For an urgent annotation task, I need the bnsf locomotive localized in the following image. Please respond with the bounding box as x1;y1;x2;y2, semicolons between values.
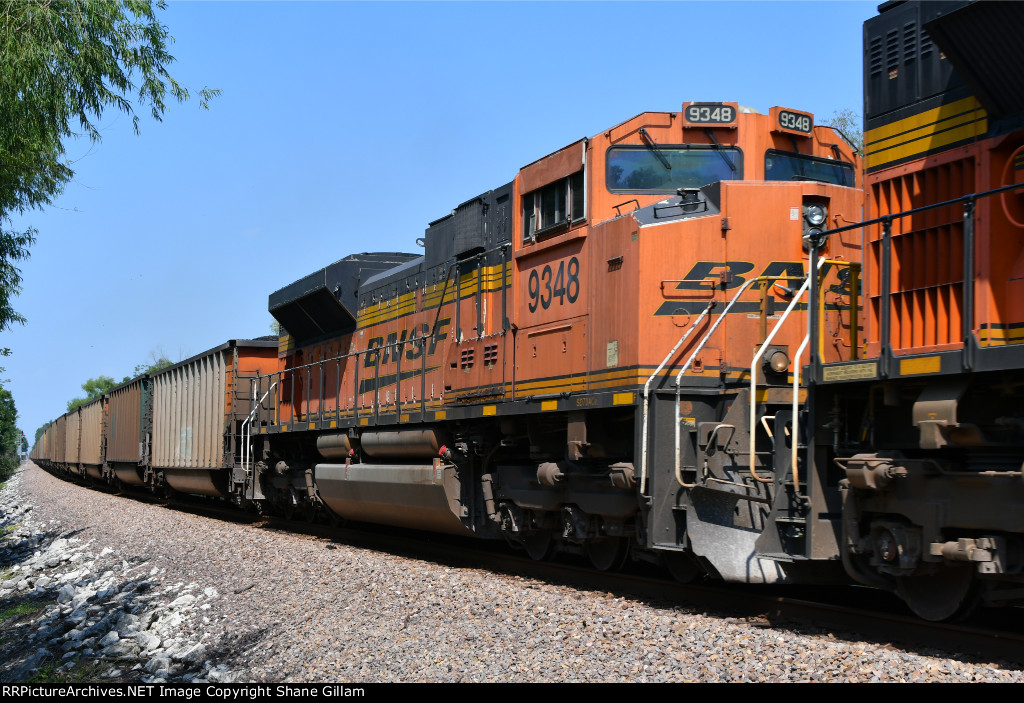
32;0;1024;620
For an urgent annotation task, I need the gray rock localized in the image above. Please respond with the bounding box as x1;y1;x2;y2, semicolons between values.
174;643;206;664
207;667;236;684
56;585;75;604
70;590;95;610
116;612;139;630
146;656;171;674
136;632;161;651
101;639;140;659
98;630;119;647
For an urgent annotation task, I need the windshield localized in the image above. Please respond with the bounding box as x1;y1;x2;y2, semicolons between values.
606;146;742;192
765;150;855;187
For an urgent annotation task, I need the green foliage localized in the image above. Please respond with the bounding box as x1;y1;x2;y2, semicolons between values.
66;375;117;411
0;1;219;332
26;657;107;683
129;354;172;379
67;352;175;410
0;388;18;481
825;108;863;153
0;601;44;621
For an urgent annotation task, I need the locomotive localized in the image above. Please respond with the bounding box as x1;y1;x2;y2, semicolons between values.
31;0;1024;620
806;0;1024;620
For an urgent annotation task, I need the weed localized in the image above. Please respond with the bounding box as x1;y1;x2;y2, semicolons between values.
27;658;109;683
0;601;44;621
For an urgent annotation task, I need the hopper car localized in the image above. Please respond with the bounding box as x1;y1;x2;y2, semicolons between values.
31;0;1024;620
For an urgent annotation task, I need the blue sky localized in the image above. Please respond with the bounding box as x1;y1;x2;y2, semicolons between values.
9;0;877;441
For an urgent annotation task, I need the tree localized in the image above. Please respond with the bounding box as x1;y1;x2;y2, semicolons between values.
0;1;218;331
825;108;864;153
123;350;173;382
0;388;19;480
67;375;117;411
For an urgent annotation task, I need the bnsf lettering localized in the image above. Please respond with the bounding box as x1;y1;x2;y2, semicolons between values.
365;318;450;368
676;261;844;292
656;260;852;316
675;261;756;291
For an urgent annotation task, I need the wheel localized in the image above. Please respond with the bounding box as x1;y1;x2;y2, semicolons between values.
896;564;980;621
585;537;629;572
664;551;702;583
521;531;554;561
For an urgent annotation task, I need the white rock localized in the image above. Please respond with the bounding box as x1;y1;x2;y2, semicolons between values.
167;594;196;610
98;630;119;647
136;632;161;651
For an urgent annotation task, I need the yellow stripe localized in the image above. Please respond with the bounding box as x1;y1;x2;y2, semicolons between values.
482;405;497;416
358;262;511;328
434;410;447;420
864;97;986;170
899;355;941;376
541;400;558;411
613;392;635;405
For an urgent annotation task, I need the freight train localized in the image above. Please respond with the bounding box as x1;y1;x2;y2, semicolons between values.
31;0;1024;620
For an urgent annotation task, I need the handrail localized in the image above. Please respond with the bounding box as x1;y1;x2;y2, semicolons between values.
640;300;716;493
790;330;810;498
748;257;824;484
671;277;760;487
242;381;277;473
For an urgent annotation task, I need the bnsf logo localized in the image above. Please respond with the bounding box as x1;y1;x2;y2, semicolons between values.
364;318;450;368
673;261;849;292
654;261;851;316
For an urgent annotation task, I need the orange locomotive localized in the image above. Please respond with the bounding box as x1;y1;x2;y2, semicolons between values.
254;101;862;579
809;0;1024;619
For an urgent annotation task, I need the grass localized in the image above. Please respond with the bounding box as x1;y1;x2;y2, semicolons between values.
0;601;44;621
26;659;110;683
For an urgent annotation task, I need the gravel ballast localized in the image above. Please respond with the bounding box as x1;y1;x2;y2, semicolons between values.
1;462;1022;683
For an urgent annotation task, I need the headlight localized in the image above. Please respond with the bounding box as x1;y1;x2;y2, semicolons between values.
804;203;827;227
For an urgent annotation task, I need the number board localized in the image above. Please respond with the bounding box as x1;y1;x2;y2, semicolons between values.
682;102;738;128
771;106;814;136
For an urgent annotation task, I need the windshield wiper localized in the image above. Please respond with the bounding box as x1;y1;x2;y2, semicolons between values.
704;129;737;174
639;128;671;170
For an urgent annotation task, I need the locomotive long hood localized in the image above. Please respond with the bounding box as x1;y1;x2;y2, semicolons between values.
922;0;1024;120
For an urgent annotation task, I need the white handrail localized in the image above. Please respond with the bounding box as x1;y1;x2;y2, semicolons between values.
747;257;824;483
672;278;762;485
639;301;715;493
242;381;277;473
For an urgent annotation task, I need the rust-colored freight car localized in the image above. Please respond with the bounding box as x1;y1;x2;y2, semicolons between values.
77;398;105;480
105;376;151;487
150;339;278;498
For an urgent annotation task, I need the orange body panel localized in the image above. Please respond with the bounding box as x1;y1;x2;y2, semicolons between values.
864;130;1024;355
